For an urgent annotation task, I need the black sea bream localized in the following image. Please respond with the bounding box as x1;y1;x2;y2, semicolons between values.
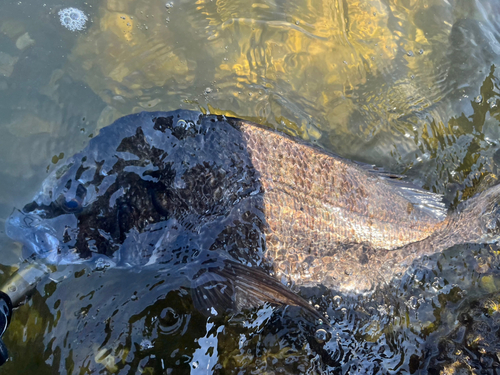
6;110;500;316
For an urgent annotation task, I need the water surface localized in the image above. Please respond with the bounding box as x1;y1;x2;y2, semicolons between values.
0;0;500;373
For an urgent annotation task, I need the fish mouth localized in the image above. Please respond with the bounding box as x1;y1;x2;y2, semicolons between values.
5;210;62;264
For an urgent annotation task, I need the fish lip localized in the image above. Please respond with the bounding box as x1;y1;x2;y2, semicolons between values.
5;210;60;263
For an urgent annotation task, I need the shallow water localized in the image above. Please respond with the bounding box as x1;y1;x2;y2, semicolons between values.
0;0;500;373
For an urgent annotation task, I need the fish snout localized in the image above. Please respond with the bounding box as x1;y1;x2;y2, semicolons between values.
5;211;60;261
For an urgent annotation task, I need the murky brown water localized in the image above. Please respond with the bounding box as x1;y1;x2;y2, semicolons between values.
0;0;500;373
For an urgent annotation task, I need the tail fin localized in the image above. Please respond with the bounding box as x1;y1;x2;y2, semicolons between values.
461;183;500;243
191;261;325;322
426;184;500;254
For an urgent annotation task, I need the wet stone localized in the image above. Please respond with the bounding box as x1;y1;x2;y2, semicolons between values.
0;51;18;77
15;32;34;50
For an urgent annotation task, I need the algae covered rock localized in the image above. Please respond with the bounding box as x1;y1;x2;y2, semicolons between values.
428;291;500;373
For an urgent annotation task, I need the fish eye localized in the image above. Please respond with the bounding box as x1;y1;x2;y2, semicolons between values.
59;197;83;213
59;183;87;213
64;199;80;210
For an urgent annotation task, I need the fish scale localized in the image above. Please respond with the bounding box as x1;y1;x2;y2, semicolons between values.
240;122;446;244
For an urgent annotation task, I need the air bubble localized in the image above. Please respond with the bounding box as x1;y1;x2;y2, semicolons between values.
315;328;329;344
94;258;113;271
58;8;87;31
332;295;342;307
140;339;153;350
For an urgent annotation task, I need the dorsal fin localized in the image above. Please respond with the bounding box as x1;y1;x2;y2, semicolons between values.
355;161;448;221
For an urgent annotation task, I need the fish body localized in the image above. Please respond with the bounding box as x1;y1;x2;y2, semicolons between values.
5;110;500;313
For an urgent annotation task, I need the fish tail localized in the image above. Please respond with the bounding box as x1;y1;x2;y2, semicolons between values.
431;184;500;251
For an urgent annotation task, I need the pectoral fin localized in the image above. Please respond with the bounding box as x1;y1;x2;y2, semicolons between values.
191;261;324;322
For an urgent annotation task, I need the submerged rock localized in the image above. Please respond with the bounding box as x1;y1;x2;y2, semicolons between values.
429;291;500;374
0;52;18;78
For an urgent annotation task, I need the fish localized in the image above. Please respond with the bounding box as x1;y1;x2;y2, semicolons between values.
5;110;500;317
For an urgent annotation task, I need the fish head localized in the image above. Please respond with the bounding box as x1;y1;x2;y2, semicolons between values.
5;151;158;266
5;111;265;269
6;156;96;265
5;112;188;266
